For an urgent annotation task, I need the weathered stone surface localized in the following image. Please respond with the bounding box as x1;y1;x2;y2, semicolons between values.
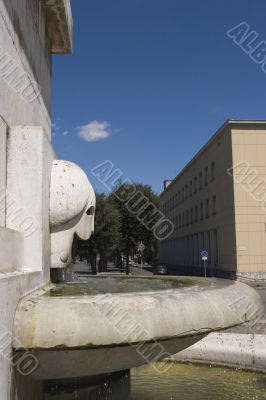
13;276;262;379
50;160;96;269
0;0;73;397
7;126;54;277
172;332;266;372
43;0;73;53
0;228;23;272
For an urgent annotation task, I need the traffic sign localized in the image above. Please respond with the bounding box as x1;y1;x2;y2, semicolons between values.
138;243;145;252
201;250;208;258
201;250;208;278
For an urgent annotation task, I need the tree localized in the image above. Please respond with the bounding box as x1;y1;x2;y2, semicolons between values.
77;183;160;274
110;182;159;273
77;193;121;272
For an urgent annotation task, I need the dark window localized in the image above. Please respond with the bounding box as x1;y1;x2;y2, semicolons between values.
205;167;209;186
211;161;215;181
185;184;188;200
212;195;216;215
199;172;203;190
200;202;203;220
186;210;189;226
190;208;194;224
182;188;184;203
195;205;198;222
194;176;197;193
175;193;177;207
178;190;181;205
182;212;185;227
206;199;210;218
189;181;193;197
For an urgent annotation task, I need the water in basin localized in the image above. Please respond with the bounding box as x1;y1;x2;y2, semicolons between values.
131;363;266;400
42;363;266;399
45;275;197;297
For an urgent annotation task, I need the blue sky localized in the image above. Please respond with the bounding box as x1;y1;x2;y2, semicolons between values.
52;0;266;195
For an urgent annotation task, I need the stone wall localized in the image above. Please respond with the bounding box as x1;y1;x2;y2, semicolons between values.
0;1;72;398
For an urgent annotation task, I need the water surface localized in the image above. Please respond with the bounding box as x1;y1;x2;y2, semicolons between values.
45;276;193;297
131;363;266;400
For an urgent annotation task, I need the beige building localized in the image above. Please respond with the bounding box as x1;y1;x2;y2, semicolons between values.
159;120;266;281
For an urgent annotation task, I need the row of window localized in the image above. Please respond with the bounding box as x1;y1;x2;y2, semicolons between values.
162;161;216;213
169;196;217;232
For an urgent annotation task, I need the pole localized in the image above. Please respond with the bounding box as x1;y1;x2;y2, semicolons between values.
204;259;206;277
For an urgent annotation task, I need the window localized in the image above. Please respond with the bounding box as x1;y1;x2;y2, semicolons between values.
189;181;193;197
194;176;197;193
182;212;185;227
190;208;194;224
199;172;203;190
182;188;184;203
178;190;181;205
195;205;198;222
185;184;188;200
206;199;209;218
179;214;181;229
212;195;216;215
211;161;215;181
175;193;177;207
186;210;189;226
205;167;209;186
200;202;203;220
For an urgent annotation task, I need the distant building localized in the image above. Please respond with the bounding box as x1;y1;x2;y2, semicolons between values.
159;120;266;281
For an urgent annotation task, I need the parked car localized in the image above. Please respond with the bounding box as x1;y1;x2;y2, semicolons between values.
153;265;168;275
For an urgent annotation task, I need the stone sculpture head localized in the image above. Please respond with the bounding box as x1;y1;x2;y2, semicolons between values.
50;160;96;269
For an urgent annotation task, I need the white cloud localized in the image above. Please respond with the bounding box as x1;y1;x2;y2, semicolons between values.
77;120;110;142
62;130;69;136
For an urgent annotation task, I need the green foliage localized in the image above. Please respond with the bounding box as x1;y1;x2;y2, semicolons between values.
110;182;159;263
77;182;160;266
78;193;121;264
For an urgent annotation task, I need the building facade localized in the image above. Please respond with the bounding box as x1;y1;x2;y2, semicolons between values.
159;120;266;281
0;1;72;399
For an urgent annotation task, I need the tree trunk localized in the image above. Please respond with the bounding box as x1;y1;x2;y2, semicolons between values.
125;252;129;275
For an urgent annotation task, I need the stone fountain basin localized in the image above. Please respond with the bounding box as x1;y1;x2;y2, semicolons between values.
13;276;262;380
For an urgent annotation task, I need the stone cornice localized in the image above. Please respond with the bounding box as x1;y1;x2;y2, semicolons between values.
42;0;73;54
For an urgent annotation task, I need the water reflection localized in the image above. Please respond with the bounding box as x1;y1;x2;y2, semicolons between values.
16;370;130;400
45;276;190;297
16;363;266;399
131;363;266;400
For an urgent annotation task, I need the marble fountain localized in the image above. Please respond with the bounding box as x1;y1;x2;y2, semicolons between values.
0;1;262;399
12;160;262;387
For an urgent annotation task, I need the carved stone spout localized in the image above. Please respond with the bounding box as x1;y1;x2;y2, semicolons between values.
50;160;96;269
